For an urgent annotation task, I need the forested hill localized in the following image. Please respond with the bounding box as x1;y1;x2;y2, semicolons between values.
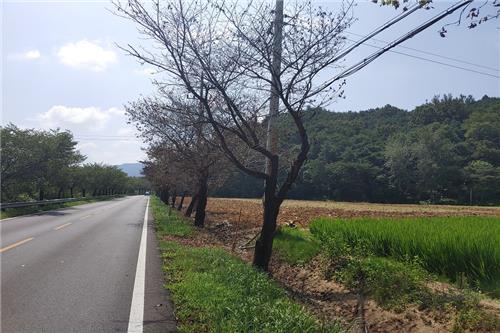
214;95;500;205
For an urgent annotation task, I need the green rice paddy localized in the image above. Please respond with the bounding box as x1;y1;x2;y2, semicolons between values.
310;216;500;296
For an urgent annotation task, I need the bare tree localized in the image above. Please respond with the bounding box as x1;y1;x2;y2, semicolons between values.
127;95;226;227
142;158;171;204
115;0;484;270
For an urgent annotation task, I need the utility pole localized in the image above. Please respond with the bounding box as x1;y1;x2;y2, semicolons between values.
265;0;284;176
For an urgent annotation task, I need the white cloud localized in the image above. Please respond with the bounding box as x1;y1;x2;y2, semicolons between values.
56;40;117;71
38;105;123;130
32;105;145;164
23;50;41;59
9;49;41;60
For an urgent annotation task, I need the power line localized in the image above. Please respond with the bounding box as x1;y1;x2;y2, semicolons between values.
345;37;500;78
324;0;478;87
345;31;499;73
331;2;424;64
76;135;136;138
75;137;142;142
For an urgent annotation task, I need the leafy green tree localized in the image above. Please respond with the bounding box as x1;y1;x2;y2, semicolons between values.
413;124;464;202
465;160;500;205
384;134;418;202
464;100;500;165
1;124;84;201
35;129;85;199
216;96;500;205
410;94;474;126
1;125;130;202
127;177;151;195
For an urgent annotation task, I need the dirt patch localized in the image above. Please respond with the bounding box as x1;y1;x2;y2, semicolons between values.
198;197;500;231
270;256;456;333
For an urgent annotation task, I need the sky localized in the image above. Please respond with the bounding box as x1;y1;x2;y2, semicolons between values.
2;0;499;165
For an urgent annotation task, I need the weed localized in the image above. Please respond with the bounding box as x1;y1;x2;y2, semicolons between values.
273;226;321;265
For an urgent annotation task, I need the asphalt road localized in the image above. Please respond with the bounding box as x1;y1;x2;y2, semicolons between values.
0;196;177;333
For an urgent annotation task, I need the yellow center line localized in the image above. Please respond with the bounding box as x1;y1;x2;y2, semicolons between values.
0;237;34;253
54;222;72;230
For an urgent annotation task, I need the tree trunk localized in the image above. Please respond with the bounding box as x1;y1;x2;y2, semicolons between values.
177;192;186;211
253;197;280;270
253;173;281;271
70;187;74;198
82;188;86;197
185;193;198;217
39;189;45;201
160;188;170;205
58;187;63;199
194;173;209;228
171;189;177;208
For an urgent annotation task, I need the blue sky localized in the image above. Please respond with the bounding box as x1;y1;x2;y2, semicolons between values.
2;0;499;164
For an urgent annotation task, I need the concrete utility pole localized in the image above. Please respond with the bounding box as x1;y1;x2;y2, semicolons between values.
265;0;284;176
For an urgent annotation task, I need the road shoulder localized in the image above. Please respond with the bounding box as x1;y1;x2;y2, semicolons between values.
144;204;178;333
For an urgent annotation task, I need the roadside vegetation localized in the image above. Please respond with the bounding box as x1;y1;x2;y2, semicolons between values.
151;196;193;237
151;196;343;333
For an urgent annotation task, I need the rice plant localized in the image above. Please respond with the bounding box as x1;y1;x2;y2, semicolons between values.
310;216;500;296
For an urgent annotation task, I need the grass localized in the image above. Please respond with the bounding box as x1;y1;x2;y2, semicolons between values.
273;226;321;265
151;196;194;237
0;195;124;219
151;196;342;333
310;216;500;297
160;242;342;333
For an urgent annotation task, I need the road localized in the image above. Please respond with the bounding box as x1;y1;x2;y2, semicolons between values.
0;196;177;333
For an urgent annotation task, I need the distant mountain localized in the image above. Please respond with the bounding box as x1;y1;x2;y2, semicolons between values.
117;163;144;177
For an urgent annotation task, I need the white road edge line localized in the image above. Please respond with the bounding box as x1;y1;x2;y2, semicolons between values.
127;197;149;333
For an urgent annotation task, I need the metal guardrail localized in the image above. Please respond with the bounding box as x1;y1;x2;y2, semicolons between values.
0;198;81;210
0;195;126;210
